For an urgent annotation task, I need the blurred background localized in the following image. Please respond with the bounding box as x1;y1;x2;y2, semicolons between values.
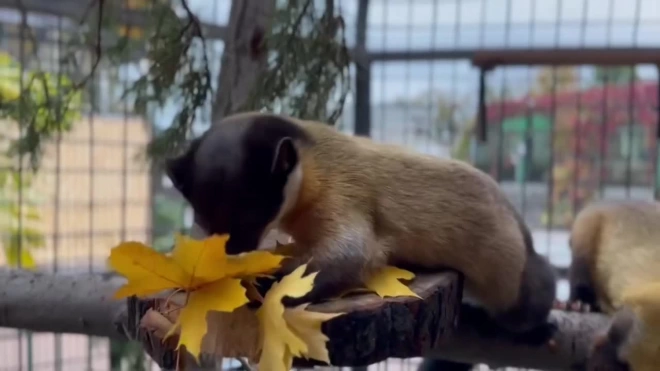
0;0;659;370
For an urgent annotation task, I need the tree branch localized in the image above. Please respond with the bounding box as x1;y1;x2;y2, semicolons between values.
0;268;126;340
0;0;228;39
70;0;105;90
0;269;614;370
430;309;609;370
212;0;277;121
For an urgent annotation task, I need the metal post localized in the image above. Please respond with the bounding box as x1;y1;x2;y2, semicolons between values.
353;0;370;137
477;67;489;142
654;65;660;200
353;0;371;368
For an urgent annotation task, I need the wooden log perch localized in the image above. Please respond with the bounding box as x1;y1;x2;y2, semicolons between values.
135;271;462;369
308;271;462;366
0;268;617;370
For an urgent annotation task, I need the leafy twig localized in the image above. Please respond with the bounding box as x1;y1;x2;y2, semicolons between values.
127;0;213;161
72;0;106;90
241;0;350;124
3;0;350;168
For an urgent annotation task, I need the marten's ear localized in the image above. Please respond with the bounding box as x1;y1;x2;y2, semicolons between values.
270;137;298;176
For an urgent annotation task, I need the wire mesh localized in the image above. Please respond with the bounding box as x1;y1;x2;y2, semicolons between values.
0;3;153;371
0;0;658;370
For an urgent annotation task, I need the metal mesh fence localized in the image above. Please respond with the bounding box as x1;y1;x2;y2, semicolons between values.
0;5;155;370
0;0;659;370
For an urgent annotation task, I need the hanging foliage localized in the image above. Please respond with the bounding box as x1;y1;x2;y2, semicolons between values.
1;0;350;169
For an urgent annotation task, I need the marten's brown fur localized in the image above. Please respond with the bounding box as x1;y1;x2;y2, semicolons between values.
568;200;660;313
165;112;557;336
568;200;660;371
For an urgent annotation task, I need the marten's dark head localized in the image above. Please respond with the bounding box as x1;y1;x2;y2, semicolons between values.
165;113;310;254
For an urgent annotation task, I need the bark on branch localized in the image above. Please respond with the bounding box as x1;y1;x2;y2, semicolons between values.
0;269;614;370
432;309;609;370
0;268;127;340
211;0;276;122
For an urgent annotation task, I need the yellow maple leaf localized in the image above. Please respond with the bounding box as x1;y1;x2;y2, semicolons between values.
171;234;230;282
284;304;342;363
108;241;190;296
258;315;291;371
258;265;314;370
257;264;343;370
169;278;249;361
363;266;420;299
225;250;289;278
108;235;285;298
172;234;284;281
107;234;286;362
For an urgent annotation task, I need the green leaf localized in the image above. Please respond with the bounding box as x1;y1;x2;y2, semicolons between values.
0;51;19;68
0;0;349;173
1;204;42;221
3;227;46;249
0;51;82;171
0;171;7;188
3;244;36;269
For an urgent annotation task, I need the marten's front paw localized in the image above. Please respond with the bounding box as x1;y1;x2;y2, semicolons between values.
552;299;566;310
280;287;328;307
246;300;262;310
280;295;310;308
554;300;593;313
